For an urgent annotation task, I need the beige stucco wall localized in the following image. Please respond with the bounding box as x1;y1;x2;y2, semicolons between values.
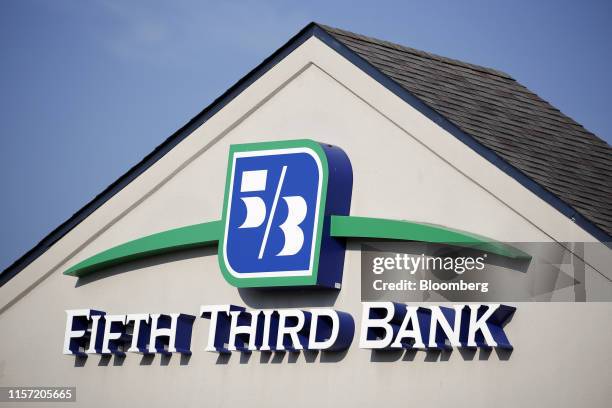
0;37;610;407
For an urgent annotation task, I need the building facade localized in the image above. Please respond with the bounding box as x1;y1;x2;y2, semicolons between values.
0;23;611;407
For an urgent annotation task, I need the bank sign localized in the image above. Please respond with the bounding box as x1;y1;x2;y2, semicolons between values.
63;140;521;358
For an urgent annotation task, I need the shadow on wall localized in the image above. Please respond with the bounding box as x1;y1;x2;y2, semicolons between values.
215;349;350;365
72;350;349;367
73;247;217;287
237;287;340;309
73;353;192;368
370;347;512;363
73;346;512;368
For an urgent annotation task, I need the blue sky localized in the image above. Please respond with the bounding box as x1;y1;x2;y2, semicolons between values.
1;0;610;272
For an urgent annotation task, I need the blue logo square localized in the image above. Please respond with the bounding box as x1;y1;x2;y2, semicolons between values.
222;146;323;280
219;140;352;288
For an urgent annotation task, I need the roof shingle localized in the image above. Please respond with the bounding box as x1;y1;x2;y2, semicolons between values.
321;25;612;238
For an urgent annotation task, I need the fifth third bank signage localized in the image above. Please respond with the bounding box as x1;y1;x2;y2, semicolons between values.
62;140;518;357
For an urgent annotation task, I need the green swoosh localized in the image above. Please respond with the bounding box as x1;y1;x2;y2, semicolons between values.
330;216;529;259
64;221;223;277
64;216;529;277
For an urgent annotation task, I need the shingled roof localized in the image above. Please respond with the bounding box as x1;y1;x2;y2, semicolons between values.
321;25;612;238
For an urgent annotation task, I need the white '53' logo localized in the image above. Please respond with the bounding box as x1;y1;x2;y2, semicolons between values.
239;168;307;259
